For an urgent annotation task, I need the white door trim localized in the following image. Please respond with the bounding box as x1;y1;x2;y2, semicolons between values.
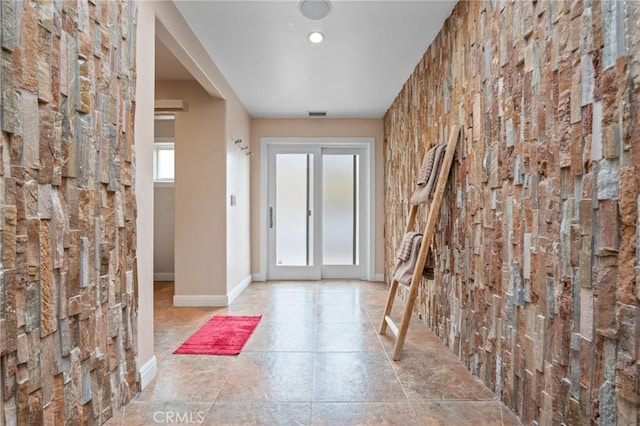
259;137;376;281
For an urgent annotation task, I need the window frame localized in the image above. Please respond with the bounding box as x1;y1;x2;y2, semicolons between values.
153;137;175;186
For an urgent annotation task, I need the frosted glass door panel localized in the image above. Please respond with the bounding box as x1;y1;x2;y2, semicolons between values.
322;155;358;265
275;154;311;266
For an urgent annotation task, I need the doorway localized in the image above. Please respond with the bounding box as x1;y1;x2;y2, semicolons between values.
263;138;374;280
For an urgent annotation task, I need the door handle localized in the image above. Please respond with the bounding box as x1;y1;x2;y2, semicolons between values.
269;207;274;229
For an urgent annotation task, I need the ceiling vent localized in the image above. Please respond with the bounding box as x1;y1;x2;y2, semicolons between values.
308;111;327;118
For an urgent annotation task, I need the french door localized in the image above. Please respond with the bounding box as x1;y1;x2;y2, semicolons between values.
267;144;368;280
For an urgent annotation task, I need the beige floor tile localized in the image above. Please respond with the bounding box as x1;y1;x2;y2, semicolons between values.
359;290;395;306
314;322;384;352
154;307;214;328
243;321;315;352
267;289;317;305
311;402;419;425
231;290;276;305
254;281;320;291
312;352;407;402
378;324;450;354
317;280;386;292
412;401;504;425
205;402;311;425
316;288;366;305
261;303;316;323
211;303;268;316
393;352;496;401
108;401;212;426
216;352;315;402
122;281;523;425
136;355;237;402
316;303;370;323
154;331;193;358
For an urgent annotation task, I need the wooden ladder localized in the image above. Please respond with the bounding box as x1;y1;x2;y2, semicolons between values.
379;125;461;361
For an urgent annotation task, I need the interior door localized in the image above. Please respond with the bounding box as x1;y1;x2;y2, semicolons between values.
267;145;367;280
267;146;321;280
320;148;366;278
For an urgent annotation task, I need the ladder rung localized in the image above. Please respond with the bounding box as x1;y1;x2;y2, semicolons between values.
384;316;399;337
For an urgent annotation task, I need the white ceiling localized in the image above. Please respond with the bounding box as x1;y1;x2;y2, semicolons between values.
168;0;457;118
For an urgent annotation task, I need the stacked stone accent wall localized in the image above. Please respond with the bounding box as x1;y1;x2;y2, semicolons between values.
0;0;138;424
384;1;639;424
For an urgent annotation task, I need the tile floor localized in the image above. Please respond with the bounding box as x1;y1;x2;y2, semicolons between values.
107;281;522;425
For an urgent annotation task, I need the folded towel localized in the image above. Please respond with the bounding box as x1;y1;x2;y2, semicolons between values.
393;234;423;286
424;143;447;197
396;231;421;261
417;145;438;186
410;143;446;205
393;235;436;286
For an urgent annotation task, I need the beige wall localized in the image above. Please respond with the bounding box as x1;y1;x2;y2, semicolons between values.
250;118;385;279
134;0;253;394
156;80;228;298
226;95;252;294
153;119;175;279
153;187;175;277
154;0;252;304
154;118;175;138
135;1;156;388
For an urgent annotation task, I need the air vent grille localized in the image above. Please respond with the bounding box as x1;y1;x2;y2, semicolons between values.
308;111;327;117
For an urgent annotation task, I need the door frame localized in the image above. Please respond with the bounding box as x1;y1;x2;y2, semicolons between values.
259;137;376;281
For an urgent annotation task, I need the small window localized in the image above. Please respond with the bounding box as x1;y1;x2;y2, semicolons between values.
154;141;175;182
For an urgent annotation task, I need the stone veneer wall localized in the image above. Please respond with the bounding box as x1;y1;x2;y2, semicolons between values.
0;1;138;424
384;1;639;424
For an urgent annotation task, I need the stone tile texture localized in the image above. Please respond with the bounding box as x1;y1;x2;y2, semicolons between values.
0;0;138;424
383;1;640;424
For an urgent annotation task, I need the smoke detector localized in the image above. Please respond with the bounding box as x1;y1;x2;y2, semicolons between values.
299;0;332;20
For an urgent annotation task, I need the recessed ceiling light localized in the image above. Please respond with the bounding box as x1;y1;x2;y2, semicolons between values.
308;31;324;43
299;0;332;20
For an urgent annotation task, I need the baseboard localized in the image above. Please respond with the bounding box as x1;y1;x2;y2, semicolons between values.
253;271;383;282
153;272;174;282
173;294;228;307
228;275;252;304
139;355;157;390
252;272;266;282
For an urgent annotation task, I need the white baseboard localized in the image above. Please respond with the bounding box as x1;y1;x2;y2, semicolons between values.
228;275;252;304
153;272;174;282
139;355;157;390
253;272;383;282
173;295;228;307
172;275;252;307
252;272;266;282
